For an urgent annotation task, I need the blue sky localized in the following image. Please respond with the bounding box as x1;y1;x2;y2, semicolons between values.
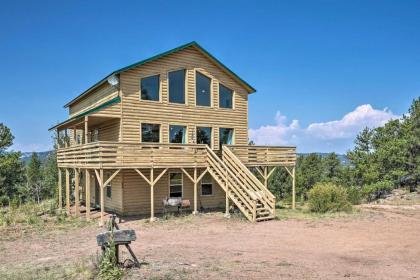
0;0;419;154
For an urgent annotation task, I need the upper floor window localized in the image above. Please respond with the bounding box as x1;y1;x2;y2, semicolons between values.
141;75;160;101
168;69;185;104
219;128;234;148
141;123;160;143
219;84;233;109
197;127;212;146
196;71;211;106
169;125;187;144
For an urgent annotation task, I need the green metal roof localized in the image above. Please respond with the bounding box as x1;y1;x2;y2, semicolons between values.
49;96;121;131
64;41;256;108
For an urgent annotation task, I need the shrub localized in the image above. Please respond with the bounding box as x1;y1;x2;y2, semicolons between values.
98;233;123;280
307;183;352;213
347;186;362;205
0;196;9;207
362;181;393;202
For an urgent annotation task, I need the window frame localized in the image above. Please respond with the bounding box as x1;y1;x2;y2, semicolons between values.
168;172;183;198
218;83;234;109
169;124;188;144
196;126;213;148
140;122;161;143
105;173;112;198
167;68;187;105
140;74;161;102
219;127;235;149
200;173;213;196
195;71;212;107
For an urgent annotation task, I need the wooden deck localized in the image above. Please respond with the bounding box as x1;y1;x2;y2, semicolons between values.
57;141;296;169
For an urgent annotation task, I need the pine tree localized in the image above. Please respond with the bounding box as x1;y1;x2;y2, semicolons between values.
26;153;43;203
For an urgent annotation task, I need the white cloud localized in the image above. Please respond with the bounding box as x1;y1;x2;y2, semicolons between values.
249;104;399;153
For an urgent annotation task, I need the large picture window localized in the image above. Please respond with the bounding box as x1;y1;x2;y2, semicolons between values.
196;127;212;146
168;69;185;104
219;128;234;148
169;173;183;198
196;71;211;106
141;123;160;143
201;173;213;196
140;75;160;101
169;125;187;144
219;84;233;109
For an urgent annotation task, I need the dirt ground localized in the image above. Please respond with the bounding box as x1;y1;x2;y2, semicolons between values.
1;203;420;280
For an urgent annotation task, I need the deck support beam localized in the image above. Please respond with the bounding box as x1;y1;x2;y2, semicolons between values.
85;169;91;221
65;169;70;215
58;168;62;209
284;166;296;210
181;168;208;215
135;168;167;222
74;168;80;216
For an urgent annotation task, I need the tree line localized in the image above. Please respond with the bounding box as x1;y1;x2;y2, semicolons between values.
0;124;57;206
269;97;419;204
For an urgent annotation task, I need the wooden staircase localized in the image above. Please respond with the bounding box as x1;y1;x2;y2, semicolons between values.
206;146;276;222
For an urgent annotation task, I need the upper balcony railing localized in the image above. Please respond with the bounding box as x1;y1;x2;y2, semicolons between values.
57;142;296;169
225;145;296;167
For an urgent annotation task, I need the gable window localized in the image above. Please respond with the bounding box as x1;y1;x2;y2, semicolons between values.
196;127;212;146
169;125;187;144
141;75;160;101
141;123;160;143
201;173;213;196
219;128;234;148
168;69;186;104
219;84;233;109
196;71;211;106
169;173;183;198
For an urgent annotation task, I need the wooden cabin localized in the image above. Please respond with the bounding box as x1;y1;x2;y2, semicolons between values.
50;42;296;224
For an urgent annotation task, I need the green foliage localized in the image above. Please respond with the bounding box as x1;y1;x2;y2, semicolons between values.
0;123;14;152
98;233;123;280
0;195;9;207
361;181;393;202
346;186;362;205
307;183;352;213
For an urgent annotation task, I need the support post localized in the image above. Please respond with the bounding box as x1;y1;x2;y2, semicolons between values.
264;166;268;188
100;169;104;226
74;168;80;216
225;192;230;218
292;166;296;210
65;169;70;215
150;168;156;222
58;168;62;209
84;116;89;144
85;169;91;221
193;168;198;215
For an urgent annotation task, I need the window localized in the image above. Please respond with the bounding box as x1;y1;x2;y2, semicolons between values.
196;71;211;106
201;173;213;196
168;69;185;104
196;127;212;146
141;123;160;143
219;84;233;108
219;128;234;148
169;173;183;198
169;125;187;144
90;129;99;142
106;174;112;198
141;75;160;101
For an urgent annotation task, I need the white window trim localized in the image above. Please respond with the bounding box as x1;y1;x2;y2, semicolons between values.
168;172;183;198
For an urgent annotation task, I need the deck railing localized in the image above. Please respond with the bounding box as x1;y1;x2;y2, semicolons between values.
57;141;208;169
225;145;296;167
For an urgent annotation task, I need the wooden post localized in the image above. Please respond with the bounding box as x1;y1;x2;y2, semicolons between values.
65;169;70;215
100;169;104;226
225;191;230;218
84;116;89;144
264;166;268;188
58;168;62;209
193;168;198;215
74;168;80;216
73;126;76;145
85;169;91;221
150;168;156;222
292;166;296;210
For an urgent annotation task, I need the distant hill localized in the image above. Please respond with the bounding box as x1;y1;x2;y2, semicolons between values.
21;151;53;165
298;153;349;165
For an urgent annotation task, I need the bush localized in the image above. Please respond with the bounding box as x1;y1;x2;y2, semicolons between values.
98;233;123;280
347;186;362;205
362;181;393;202
0;196;9;207
307;183;352;213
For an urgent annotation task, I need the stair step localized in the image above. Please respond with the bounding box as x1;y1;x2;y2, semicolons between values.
256;215;275;222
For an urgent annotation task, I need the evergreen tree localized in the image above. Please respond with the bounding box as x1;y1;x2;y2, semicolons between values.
26;152;43;203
